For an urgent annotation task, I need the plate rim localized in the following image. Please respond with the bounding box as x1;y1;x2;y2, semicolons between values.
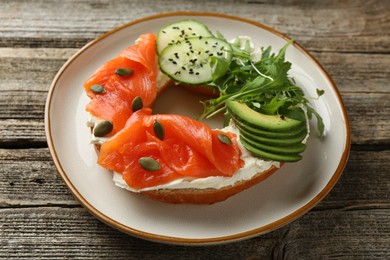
44;11;351;245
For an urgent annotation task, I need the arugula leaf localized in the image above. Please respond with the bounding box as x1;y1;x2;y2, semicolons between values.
199;39;325;137
210;56;230;82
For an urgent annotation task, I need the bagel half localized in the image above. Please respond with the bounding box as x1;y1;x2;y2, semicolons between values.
89;71;281;204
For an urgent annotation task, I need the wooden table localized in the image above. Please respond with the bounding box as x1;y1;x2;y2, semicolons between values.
1;0;389;258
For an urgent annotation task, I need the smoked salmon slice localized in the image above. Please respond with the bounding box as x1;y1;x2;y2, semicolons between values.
98;109;244;189
84;34;157;134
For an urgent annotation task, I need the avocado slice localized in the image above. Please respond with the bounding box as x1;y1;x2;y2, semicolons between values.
240;135;306;154
240;137;303;162
238;126;308;146
227;100;304;132
234;119;308;139
234;120;307;139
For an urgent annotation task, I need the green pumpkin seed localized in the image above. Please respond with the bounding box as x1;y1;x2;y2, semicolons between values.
138;157;161;172
153;120;164;140
90;84;105;94
131;96;143;112
93;120;113;137
218;133;232;146
115;67;134;76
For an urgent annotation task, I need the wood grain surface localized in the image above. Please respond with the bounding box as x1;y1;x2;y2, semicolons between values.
0;0;389;258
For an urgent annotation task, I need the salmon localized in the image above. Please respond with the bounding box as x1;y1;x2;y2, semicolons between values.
98;109;244;189
84;34;157;134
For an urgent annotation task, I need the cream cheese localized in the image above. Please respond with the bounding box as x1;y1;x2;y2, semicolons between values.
87;115;111;145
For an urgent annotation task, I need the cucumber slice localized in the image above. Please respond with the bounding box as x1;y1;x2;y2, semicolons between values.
156;20;213;54
158;37;232;85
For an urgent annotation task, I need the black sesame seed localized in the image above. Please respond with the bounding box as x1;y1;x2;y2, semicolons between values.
188;27;192;30
205;41;208;44
162;30;166;33
174;71;181;75
199;36;203;39
182;66;186;70
172;61;177;64
196;72;200;75
189;71;194;74
209;53;214;56
205;50;210;53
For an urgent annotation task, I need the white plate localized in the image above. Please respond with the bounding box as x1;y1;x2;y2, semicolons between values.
45;13;350;245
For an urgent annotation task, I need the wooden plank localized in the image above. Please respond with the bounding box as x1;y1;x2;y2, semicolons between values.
0;148;75;206
0;207;388;258
279;209;390;259
344;93;390;146
316;150;390;210
0;0;388;52
314;52;390;94
0;119;46;146
0;207;282;258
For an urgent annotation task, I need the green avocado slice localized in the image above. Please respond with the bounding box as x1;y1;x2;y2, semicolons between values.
227;100;304;132
238;126;308;146
240;137;303;162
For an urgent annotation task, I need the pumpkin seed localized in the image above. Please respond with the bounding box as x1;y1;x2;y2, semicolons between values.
90;84;105;94
138;157;161;172
93;120;113;137
218;133;232;146
115;67;134;76
153;120;164;140
131;96;143;112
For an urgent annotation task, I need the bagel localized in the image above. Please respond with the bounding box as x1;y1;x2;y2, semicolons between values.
84;20;317;204
87;66;281;204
